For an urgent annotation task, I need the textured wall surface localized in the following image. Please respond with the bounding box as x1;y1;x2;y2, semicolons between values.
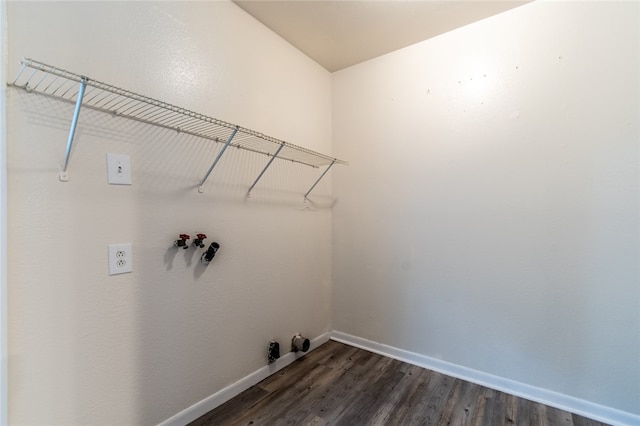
332;0;639;416
7;2;332;425
1;1;8;423
6;0;640;424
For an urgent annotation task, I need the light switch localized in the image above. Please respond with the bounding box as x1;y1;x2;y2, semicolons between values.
106;153;132;185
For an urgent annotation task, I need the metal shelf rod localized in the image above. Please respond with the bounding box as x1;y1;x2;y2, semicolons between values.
247;144;284;195
304;160;335;199
198;127;238;193
59;77;87;182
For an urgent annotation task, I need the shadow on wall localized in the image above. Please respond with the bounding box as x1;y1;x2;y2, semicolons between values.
9;88;335;208
8;86;335;424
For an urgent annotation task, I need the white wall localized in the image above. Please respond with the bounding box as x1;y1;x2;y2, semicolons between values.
7;0;640;424
7;2;332;425
1;0;8;423
333;0;639;418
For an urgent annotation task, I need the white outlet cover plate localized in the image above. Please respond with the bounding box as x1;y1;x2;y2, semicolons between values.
106;153;132;185
108;243;133;275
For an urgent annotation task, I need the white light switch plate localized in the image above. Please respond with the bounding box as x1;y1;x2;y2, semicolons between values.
106;153;132;185
108;243;133;275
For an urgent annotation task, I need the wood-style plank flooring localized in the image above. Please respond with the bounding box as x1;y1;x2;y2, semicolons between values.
189;340;609;426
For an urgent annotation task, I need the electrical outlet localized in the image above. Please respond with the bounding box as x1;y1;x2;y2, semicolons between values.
106;153;132;185
108;243;133;275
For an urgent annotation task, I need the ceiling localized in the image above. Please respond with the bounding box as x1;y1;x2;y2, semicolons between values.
234;1;530;72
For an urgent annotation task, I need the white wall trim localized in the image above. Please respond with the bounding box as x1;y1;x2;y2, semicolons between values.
157;332;331;426
330;331;639;426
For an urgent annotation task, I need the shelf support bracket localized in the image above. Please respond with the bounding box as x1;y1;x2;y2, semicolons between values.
59;77;87;182
304;160;335;199
247;144;284;196
198;127;239;193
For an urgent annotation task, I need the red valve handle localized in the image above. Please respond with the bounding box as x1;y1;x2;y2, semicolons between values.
196;234;207;240
178;234;190;240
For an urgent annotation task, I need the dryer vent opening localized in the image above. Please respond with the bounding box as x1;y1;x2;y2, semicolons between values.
291;334;310;352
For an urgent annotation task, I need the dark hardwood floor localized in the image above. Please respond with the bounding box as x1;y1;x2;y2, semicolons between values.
189;340;609;426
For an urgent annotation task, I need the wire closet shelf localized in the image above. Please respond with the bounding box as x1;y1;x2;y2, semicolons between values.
8;58;347;197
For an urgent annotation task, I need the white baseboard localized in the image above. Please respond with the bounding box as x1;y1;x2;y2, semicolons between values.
158;332;331;426
330;330;639;426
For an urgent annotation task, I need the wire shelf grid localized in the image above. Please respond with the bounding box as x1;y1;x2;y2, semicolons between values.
8;58;346;195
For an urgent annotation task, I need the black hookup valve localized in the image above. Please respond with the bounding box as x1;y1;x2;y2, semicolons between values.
268;341;280;364
174;234;190;249
193;233;207;248
201;242;220;265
